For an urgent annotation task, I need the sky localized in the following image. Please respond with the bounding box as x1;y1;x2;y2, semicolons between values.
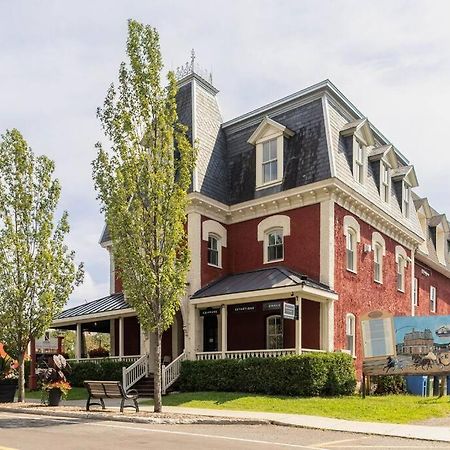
1;0;449;308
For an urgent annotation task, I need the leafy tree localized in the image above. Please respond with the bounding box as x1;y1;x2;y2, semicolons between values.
93;19;196;412
0;129;84;401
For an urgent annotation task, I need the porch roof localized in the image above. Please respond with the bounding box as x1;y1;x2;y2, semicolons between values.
191;266;334;300
55;292;129;320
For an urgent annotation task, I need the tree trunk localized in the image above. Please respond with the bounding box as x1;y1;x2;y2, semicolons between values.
17;353;25;402
152;329;162;413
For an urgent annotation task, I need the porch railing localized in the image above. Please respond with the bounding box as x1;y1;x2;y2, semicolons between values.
196;348;298;360
66;355;142;365
122;353;149;392
162;352;186;395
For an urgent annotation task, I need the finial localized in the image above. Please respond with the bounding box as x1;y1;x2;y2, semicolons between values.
190;49;196;69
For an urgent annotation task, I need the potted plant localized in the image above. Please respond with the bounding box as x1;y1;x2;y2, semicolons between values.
36;354;71;406
0;344;19;403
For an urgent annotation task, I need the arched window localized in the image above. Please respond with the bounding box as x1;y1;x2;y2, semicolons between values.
397;255;405;292
343;216;360;273
345;313;356;357
207;234;220;267
346;228;357;272
266;315;283;349
267;229;283;262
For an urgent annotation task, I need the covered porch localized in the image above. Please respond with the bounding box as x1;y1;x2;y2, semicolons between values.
187;267;338;360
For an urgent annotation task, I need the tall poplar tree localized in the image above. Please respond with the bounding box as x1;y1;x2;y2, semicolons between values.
93;20;196;412
0;129;84;401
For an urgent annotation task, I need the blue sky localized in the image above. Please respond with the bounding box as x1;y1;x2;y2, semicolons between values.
1;1;449;307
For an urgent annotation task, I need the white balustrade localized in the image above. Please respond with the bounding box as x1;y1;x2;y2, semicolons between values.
196;349;297;360
122;354;149;392
66;355;142;365
162;352;186;394
195;351;223;361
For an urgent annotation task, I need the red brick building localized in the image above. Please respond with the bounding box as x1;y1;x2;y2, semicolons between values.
53;58;449;387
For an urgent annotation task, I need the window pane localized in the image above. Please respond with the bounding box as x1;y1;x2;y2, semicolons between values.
263;142;270;162
346;249;354;271
263;162;271;183
270;160;277;181
269;139;277;159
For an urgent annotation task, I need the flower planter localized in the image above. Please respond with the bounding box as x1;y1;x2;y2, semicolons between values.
48;388;62;406
0;383;18;403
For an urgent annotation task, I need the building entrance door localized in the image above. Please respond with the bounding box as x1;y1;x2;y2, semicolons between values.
203;315;218;352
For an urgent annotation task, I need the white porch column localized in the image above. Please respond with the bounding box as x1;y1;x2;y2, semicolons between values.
110;319;116;356
171;315;178;359
321;300;335;352
75;323;82;360
295;297;302;354
140;323;146;356
119;316;124;357
221;305;227;358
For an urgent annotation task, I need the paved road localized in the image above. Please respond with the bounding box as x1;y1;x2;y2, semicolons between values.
0;412;450;450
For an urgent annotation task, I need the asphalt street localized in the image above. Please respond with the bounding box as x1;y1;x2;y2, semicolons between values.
0;412;450;450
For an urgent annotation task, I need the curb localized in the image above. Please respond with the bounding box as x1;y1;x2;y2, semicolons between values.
0;406;269;426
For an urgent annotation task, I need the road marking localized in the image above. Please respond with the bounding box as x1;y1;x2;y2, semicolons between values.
86;421;326;449
0;412;80;423
313;437;369;447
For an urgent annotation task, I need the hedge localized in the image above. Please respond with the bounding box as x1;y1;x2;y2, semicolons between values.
179;352;356;396
66;361;131;387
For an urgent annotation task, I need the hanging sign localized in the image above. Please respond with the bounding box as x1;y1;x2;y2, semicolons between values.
199;307;220;317
282;302;296;320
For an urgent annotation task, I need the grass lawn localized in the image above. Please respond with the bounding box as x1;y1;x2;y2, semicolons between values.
142;391;450;424
25;387;88;401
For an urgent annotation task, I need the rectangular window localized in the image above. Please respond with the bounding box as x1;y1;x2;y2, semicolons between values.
430;286;437;313
374;244;382;283
413;277;419;306
346;314;355;356
262;139;278;184
397;257;405;292
207;236;219;266
402;182;410;217
381;162;390;202
354;143;364;184
346;232;355;272
267;230;283;262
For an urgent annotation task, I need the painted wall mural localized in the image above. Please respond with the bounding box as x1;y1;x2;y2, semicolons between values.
361;311;450;376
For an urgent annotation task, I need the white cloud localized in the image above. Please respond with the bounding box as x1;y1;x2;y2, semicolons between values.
1;1;449;308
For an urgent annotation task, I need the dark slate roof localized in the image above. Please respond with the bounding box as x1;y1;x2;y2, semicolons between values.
55;293;129;320
99;226;110;245
191;266;333;299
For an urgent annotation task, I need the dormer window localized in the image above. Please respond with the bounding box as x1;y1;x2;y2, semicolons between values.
402;181;410;217
247;116;294;190
354;142;365;184
380;161;390;203
262;139;278;184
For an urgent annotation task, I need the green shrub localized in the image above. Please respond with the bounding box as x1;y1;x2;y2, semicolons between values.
67;360;130;387
372;375;406;395
179;353;356;397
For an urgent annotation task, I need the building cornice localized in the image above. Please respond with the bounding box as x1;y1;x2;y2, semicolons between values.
187;178;424;249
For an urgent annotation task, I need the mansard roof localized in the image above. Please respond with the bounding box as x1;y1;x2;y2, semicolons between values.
391;165;419;187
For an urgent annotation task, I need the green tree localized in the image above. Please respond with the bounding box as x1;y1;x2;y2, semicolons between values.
0;129;84;401
93;19;196;412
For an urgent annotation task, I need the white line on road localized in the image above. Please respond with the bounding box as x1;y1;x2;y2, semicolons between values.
0;412;80;423
86;421;327;449
313;437;369;447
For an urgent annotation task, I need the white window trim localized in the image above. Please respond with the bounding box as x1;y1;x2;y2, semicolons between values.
258;215;291;264
345;313;356;357
380;160;391;203
402;181;411;218
413;277;418;307
202;220;227;268
255;134;284;190
436;223;446;265
395;245;408;293
265;228;284;264
352;138;367;184
372;232;386;284
343;216;361;273
430;286;437;313
207;233;222;268
266;314;283;349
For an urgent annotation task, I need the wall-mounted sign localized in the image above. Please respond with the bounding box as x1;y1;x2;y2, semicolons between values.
362;311;450;376
199;307;220;317
231;304;256;314
263;301;281;312
282;302;297;320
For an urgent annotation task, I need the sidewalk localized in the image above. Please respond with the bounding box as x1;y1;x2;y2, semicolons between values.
16;399;450;443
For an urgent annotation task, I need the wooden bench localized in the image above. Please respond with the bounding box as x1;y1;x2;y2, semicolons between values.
84;380;139;413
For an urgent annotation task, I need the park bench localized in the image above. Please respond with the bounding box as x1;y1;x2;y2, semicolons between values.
84;380;139;413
